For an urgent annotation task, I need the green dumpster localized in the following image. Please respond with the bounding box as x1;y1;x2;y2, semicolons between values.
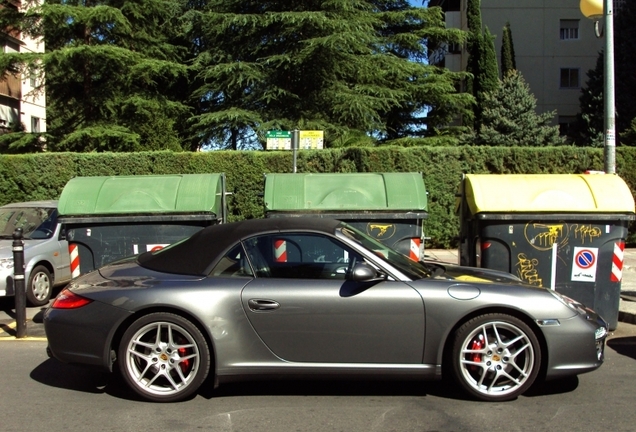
264;173;428;260
58;173;226;275
457;173;635;330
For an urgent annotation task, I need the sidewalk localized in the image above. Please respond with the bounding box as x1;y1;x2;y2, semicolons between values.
3;249;636;339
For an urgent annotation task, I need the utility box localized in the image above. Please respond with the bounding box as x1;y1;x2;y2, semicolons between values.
264;172;428;260
457;173;635;330
58;173;227;276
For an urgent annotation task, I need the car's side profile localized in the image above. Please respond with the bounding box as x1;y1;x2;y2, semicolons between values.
44;218;607;403
0;201;71;306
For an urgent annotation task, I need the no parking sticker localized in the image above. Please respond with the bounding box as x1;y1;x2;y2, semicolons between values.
571;247;598;282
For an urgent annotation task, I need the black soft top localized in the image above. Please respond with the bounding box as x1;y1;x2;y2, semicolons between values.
137;217;343;276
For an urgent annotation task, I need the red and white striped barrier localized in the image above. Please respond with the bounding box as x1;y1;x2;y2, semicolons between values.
409;238;421;261
69;243;80;279
274;239;287;262
611;241;625;283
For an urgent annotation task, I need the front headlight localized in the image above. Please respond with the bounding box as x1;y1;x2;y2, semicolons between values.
0;257;14;271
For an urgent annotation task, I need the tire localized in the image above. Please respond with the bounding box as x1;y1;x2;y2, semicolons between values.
26;265;52;307
118;313;211;402
450;313;541;402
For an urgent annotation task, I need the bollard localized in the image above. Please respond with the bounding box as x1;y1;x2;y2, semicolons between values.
12;228;26;338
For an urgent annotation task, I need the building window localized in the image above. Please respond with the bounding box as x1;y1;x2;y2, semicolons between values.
31;116;40;133
560;20;579;40
560;68;580;89
29;67;37;87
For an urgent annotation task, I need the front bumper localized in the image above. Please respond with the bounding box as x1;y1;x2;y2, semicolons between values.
541;309;608;379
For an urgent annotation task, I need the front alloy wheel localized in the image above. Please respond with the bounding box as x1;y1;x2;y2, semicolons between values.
451;313;541;402
26;265;52;307
118;313;211;402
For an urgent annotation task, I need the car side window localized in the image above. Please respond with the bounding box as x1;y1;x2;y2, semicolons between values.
243;233;362;280
210;244;254;278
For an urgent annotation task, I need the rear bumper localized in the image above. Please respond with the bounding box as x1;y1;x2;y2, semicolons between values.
44;301;133;371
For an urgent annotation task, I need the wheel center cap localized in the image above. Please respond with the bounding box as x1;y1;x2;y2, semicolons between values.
160;353;169;361
492;354;501;362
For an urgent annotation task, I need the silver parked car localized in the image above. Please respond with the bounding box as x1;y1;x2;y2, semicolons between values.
44;218;607;402
0;201;71;306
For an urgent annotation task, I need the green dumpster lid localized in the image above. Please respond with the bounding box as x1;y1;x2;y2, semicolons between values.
462;174;635;214
58;174;226;219
264;173;428;213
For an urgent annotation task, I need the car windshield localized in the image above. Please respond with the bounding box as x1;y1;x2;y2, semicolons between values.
337;223;432;280
0;206;56;239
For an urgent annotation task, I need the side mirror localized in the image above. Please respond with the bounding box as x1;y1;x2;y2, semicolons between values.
350;262;386;283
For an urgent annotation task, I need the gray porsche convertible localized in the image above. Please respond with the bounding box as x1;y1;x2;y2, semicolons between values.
44;218;608;403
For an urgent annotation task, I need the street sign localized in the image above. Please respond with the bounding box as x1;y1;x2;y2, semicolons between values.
299;130;324;149
266;131;292;150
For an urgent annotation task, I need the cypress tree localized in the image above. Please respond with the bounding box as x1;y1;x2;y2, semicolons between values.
465;0;482;98
614;1;636;142
501;22;516;77
570;52;604;147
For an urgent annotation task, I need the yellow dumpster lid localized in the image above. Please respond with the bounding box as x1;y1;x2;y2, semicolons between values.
463;174;635;214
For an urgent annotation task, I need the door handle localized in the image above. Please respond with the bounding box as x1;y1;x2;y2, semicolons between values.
248;299;280;311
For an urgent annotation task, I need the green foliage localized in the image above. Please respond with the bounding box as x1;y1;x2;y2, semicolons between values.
2;146;634;248
570;52;604;147
615;2;636;138
0;0;191;152
464;0;482;99
187;0;471;148
474;71;563;146
500;22;516;77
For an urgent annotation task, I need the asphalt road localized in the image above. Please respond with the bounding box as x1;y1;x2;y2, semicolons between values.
1;323;636;432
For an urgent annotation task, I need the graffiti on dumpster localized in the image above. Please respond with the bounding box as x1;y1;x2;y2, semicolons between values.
516;253;544;287
524;222;602;252
571;224;602;244
366;223;396;240
524;223;568;251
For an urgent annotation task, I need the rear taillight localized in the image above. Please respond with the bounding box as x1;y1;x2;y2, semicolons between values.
51;288;93;309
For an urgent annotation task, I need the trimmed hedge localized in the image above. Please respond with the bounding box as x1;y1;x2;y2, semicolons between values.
3;146;634;248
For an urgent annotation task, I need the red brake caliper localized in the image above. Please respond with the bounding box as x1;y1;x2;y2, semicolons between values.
178;345;190;373
469;334;484;370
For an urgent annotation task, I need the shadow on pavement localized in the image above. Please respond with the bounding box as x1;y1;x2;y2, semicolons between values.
31;355;580;402
607;337;636;360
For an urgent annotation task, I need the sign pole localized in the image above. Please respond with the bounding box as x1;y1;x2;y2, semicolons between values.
292;129;299;173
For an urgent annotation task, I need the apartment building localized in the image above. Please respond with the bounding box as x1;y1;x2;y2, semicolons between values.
429;0;608;133
0;0;45;135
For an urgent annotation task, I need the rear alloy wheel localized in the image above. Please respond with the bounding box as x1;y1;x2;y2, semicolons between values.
26;265;52;307
451;313;541;402
118;313;211;402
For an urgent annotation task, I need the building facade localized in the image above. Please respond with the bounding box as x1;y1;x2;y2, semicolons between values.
0;0;46;135
429;0;610;134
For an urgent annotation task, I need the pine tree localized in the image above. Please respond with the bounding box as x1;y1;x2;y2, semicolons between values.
569;52;604;147
476;71;563;146
188;0;471;149
501;22;516;77
0;0;191;152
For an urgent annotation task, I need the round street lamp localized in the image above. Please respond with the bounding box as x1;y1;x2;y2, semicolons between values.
580;0;616;174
